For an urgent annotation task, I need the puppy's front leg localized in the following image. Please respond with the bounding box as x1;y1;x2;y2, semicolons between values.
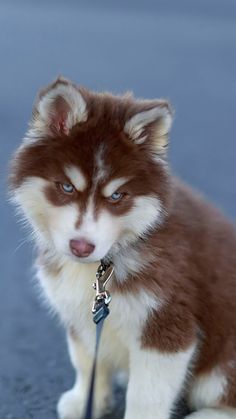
58;329;113;419
124;345;195;419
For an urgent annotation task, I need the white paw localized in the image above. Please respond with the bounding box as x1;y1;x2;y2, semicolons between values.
57;386;112;419
57;388;84;419
185;408;233;419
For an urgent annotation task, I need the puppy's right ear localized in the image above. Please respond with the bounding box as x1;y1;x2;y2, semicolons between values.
29;77;88;138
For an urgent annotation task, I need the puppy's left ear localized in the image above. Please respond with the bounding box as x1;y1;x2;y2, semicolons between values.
30;77;88;138
124;100;173;155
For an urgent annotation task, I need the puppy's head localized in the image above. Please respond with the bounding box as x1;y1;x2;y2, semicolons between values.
10;77;172;263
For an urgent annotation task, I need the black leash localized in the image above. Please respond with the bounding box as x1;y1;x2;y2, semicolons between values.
83;262;114;419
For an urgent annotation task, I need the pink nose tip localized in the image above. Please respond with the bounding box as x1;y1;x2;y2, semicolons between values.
70;239;95;258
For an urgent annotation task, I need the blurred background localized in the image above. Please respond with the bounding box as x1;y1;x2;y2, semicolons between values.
0;1;236;418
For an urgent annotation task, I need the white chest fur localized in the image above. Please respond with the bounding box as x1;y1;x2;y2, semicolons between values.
37;258;161;367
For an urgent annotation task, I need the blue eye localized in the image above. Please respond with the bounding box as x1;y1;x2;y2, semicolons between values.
109;191;123;202
61;183;74;193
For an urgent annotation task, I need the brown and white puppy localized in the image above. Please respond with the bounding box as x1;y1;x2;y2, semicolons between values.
10;77;236;419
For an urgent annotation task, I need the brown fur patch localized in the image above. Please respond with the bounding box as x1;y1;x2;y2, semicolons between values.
111;180;236;395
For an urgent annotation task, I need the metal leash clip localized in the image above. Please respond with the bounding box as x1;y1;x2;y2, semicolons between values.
92;262;114;324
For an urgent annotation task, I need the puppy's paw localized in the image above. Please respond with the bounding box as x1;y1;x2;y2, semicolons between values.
57;386;112;419
57;388;84;419
184;410;232;419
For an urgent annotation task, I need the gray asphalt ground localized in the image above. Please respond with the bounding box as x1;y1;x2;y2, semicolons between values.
0;1;236;418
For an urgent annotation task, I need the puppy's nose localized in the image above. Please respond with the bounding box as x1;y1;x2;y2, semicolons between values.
70;239;95;258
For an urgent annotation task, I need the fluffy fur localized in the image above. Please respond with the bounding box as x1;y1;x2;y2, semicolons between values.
10;77;236;419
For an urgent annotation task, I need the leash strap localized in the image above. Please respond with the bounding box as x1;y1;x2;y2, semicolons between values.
83;301;110;419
